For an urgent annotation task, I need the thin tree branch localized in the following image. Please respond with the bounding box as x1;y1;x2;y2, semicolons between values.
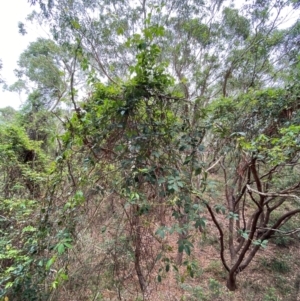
246;184;300;201
205;202;230;272
205;156;223;173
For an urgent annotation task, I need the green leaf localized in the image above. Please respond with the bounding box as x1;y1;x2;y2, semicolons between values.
46;256;56;270
227;212;239;220
166;264;170;272
252;239;262;246
214;204;226;214
5;282;14;289
70;20;81;29
194;167;202;176
157;177;165;184
177;181;184;188
64;242;72;249
116;27;124;35
241;232;249;240
22;225;37;233
184;245;191;256
155;227;166;239
195;217;206;229
173;265;178;272
156;253;162;262
57;243;65;255
184;155;193;165
261;240;268;249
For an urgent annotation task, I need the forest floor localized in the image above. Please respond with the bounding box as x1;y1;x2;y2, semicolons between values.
145;214;300;301
51;185;300;301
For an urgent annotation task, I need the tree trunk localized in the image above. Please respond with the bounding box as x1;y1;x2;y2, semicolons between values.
226;272;237;291
132;207;147;294
176;213;188;265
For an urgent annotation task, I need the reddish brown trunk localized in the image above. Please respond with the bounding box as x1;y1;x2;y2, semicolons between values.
132;207;147;293
226;272;237;291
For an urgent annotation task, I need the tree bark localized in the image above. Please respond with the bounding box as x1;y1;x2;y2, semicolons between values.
226;272;237;291
133;208;147;293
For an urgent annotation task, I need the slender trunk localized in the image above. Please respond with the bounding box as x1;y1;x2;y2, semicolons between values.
228;217;236;262
177;213;188;265
228;194;236;262
159;197;166;226
133;208;147;293
226;272;237;291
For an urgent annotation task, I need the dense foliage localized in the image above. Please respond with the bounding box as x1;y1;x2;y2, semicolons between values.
0;0;299;300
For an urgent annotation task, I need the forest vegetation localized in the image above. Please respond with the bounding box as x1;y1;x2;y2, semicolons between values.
0;0;300;300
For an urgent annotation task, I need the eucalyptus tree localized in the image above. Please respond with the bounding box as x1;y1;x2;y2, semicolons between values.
28;0;298;96
0;107;17;124
28;0;54;17
11;38;80;111
6;37;87;154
